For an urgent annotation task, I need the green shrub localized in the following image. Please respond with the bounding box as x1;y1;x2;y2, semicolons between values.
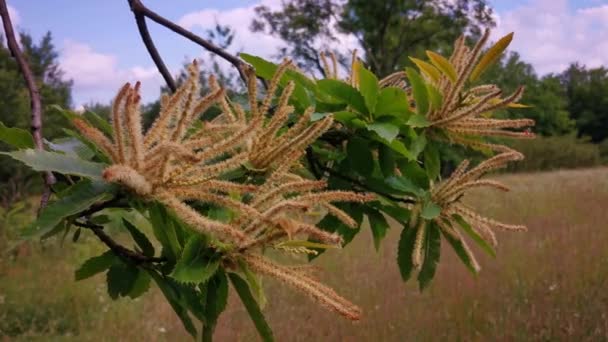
506;135;601;172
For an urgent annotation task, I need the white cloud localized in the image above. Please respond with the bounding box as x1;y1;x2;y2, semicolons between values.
492;0;608;75
177;0;360;77
59;40;163;106
0;4;21;46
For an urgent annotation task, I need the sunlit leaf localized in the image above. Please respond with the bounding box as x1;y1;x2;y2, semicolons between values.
420;201;441;220
426;51;457;82
0;121;34;149
317;79;367;114
0;149;106;179
357;61;379;113
409;57;441;82
171;235;220;284
405;67;429;116
367;122;400;143
470;32;514;81
375;87;412;118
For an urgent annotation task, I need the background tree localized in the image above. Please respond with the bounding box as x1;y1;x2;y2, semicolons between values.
561;63;608;143
0;32;72;205
251;0;495;76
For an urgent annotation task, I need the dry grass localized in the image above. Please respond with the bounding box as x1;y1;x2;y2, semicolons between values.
1;167;608;341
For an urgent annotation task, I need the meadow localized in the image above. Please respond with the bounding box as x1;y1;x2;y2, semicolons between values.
1;167;608;341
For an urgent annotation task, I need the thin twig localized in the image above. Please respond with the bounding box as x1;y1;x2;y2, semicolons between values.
0;0;56;213
74;220;167;264
127;0;249;84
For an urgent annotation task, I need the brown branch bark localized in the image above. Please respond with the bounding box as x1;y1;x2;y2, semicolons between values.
73;220;166;264
0;0;56;213
127;0;249;85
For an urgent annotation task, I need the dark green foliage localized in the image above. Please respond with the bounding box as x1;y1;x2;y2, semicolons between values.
74;250;117;280
417;221;441;291
229;273;275;342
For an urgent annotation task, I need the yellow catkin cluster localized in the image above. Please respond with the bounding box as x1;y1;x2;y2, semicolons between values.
72;60;373;321
410;151;527;271
429;30;535;152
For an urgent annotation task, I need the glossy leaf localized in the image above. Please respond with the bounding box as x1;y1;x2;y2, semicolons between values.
470;32;514;81
171;235;219;284
357;62;379;113
47;137;95;160
0;149;106;179
317;79;367;114
23;180;115;238
229;273;275;342
122;218;155;257
75;250;117;280
375;87;412;119
405;67;429;116
421;201;441;220
0;121;34;149
417;221;441;290
426;51;457;82
406;114;431;128
367;122;399;143
409;57;441;82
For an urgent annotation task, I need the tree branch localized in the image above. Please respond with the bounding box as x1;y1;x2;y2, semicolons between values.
0;0;56;213
127;0;249;85
74;220;167;264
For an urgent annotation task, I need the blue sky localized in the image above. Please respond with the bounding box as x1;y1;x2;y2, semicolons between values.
4;0;608;107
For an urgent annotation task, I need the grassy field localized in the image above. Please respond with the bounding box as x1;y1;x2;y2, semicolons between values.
1;167;608;341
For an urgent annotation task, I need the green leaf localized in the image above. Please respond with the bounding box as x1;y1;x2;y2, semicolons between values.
332;111;360;123
386;176;422;196
367;209;390;250
0;149;106;179
410;132;427;158
317;79;367;114
409;57;441;82
75;250;117;280
83;110;113;137
122;218;155;257
128;270;151;299
417;221;441;291
367;122;399;143
470;32;514;81
397;160;430;189
406;67;429;116
0;121;34;149
420;201;441;220
440;225;479;275
229;273;275;342
346;137;374;176
378;144;395;177
384;139;415;160
423;141;441;180
406;114;431;128
239;53;313;109
397;226;418;281
426;83;443;111
171;235;220;284
47;137;95;160
357;61;379;113
23;180;115;238
311;112;330;121
452;214;496;258
426;51;457;82
375;87;412;118
107;262;139;299
238;259;267;308
148;202;182;261
148;270;198;337
204;269;229;325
